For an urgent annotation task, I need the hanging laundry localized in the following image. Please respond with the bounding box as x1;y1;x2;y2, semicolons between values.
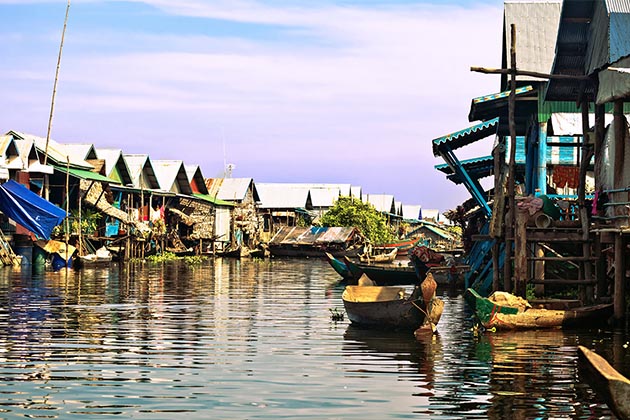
553;165;580;189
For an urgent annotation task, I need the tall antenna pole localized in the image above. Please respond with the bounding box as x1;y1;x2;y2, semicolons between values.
44;0;71;165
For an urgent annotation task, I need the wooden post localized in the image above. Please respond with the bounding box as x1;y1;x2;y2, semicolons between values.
504;24;517;293
534;245;545;297
614;233;625;321
44;0;71;166
65;156;70;272
514;209;528;297
580;100;594;302
594;104;607;298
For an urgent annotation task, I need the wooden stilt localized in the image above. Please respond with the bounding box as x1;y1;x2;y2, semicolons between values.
614;233;625;321
505;24;517;294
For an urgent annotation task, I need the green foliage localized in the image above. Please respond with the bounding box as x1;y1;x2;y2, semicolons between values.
147;252;179;263
319;196;394;244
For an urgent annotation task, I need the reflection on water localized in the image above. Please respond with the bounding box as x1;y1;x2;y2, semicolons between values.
0;258;626;419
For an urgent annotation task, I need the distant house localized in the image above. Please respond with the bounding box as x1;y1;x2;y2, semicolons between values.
255;183;313;240
206;178;260;249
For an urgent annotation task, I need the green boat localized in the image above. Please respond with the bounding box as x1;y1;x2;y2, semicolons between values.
465;288;613;330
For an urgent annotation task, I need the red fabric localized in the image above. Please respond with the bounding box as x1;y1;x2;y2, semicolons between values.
554;166;580;189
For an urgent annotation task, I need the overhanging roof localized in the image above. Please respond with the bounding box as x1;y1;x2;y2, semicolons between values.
469;86;535;122
435;156;494;185
54;166;120;183
432;118;499;157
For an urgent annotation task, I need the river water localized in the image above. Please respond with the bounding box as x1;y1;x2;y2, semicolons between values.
0;258;627;419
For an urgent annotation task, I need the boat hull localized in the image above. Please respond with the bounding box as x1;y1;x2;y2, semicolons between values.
578;345;630;420
465;288;613;330
344;258;420;286
342;285;425;330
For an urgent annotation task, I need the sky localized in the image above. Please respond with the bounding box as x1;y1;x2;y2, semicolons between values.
0;0;505;213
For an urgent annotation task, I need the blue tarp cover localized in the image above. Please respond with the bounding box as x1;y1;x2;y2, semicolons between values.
0;180;66;239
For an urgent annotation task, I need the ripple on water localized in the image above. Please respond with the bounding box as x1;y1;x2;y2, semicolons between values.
0;259;624;419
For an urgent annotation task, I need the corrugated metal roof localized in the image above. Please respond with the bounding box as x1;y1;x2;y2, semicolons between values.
401;204;422;221
435;156;494;185
216;178;254;202
256;183;311;209
545;0;611;101
350;185;362;199
184;165;209;195
469;86;535;122
309;187;340;208
123;154;161;190
8;131;93;170
422;209;440;221
502;1;561;87
365;194;395;214
62;143;97;161
192;193;234;207
269;226;357;245
95;148;133;186
152;160;193;195
432;118;499;157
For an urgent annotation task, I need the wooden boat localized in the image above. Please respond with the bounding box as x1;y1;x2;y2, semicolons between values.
343;256;421;285
342;273;443;331
342;285;424;330
75;247;113;268
325;252;353;280
465;288;613;330
578;345;630;420
217;244;242;258
359;247;397;263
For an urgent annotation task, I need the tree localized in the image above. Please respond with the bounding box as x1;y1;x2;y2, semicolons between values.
319;196;394;244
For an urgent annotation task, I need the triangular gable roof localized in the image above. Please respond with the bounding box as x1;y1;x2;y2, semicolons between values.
184;165;209;195
62;143;98;161
152;160;193;195
96;148;133;186
216;178;258;202
123;154;160;189
401;204;422;221
309;187;341;208
365;193;396;214
7;131;93;170
256;183;312;209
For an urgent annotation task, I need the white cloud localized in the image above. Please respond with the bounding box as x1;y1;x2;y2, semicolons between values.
0;0;504;210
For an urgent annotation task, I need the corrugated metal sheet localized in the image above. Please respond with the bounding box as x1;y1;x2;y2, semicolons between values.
269;226;357;245
503;1;561;84
152;160;193;195
309;187;340;208
509;135;582;165
256;183;310;209
365;194;395;214
9;131;93;170
216;178;253;201
62;144;97;162
401;204;422;221
587;0;630;74
123;154;161;190
95;148;133;186
184;165;208;195
432;118;499;157
469;86;534;122
435;156;494;185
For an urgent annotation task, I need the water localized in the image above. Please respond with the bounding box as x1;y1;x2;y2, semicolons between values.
0;258;627;419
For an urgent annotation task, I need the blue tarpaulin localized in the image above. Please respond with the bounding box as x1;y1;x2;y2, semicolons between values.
0;180;66;239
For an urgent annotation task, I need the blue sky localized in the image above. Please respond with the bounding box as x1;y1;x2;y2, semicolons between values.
0;0;504;212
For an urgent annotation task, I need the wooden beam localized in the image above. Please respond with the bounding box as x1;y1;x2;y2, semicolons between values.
471;66;590;81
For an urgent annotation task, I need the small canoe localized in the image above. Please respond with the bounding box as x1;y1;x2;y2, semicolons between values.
325;252;353;280
465;288;613;330
342;285;425;330
343;256;421;285
578;345;630;420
